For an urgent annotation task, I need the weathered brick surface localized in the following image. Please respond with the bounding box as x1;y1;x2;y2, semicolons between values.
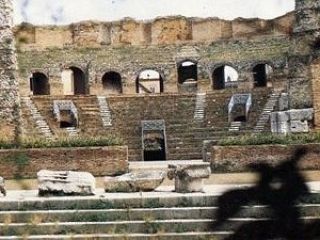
0;0;19;141
209;144;320;172
0;146;128;179
14;14;293;49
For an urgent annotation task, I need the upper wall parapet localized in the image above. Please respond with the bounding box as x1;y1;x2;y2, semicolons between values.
14;13;294;50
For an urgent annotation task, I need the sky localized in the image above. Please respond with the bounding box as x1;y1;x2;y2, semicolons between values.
12;0;295;25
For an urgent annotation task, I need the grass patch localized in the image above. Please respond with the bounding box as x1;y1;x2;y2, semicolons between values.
218;132;320;146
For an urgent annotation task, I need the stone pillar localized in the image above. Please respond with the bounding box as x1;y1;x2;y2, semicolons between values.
0;0;20;141
288;0;320;109
311;62;320;129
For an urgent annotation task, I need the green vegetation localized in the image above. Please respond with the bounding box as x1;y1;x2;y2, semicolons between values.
218;132;320;146
0;136;123;150
3;153;29;166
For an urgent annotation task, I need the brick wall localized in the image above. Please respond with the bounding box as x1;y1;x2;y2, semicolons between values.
208;144;320;172
0;146;128;179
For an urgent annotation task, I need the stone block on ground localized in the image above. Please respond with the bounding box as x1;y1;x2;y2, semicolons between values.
37;170;95;196
104;171;166;192
168;162;211;193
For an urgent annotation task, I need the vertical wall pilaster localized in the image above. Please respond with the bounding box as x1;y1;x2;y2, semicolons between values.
0;0;20;141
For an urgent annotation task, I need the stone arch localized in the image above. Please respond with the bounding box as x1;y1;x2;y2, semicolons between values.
177;60;198;84
102;71;122;94
136;69;164;94
30;72;50;95
61;66;88;95
212;64;239;90
252;63;273;88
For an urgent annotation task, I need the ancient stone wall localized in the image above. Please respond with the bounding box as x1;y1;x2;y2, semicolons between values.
0;0;19;141
16;37;290;96
14;14;294;49
208;144;320;172
0;146;128;179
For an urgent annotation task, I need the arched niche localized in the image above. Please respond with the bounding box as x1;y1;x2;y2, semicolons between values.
253;63;273;88
136;69;164;94
61;67;87;95
177;60;198;84
30;72;50;95
212;65;239;90
102;71;122;94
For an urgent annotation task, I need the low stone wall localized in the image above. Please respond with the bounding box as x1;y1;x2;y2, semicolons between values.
207;144;320;172
0;146;128;179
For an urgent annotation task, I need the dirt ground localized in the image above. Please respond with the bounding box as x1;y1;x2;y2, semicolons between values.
4;171;320;191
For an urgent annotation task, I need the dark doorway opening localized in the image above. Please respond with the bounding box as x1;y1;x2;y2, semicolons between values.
30;72;49;95
212;66;225;90
59;110;77;129
212;65;239;90
178;61;198;84
70;67;87;95
143;131;166;161
253;64;272;88
234;115;247;122
60;121;73;128
102;71;122;94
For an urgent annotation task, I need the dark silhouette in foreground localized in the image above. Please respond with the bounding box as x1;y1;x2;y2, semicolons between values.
212;148;320;240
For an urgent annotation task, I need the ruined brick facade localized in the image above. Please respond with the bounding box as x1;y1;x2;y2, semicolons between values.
1;0;320;160
15;15;293;96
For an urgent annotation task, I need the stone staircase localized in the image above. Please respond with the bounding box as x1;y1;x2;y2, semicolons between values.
254;93;281;132
229;121;242;132
97;96;113;127
21;97;54;140
194;93;206;122
0;188;319;239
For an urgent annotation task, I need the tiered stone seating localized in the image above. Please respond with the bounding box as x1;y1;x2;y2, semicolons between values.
21;88;271;161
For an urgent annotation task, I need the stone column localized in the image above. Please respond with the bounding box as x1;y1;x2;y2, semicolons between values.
0;0;20;141
311;62;320;129
288;0;320;109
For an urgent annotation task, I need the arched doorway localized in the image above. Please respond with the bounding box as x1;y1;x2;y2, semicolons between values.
136;69;164;94
102;71;122;94
71;67;86;95
212;65;239;90
253;63;273;87
61;67;87;95
178;61;198;84
30;72;49;95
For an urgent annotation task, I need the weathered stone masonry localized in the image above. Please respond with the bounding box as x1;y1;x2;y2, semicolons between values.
0;0;19;141
3;0;320;162
15;14;293;96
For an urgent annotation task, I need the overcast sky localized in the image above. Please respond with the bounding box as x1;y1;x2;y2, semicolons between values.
12;0;295;25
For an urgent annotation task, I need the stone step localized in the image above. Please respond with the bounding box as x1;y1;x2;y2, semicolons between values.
0;232;230;240
1;217;320;236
